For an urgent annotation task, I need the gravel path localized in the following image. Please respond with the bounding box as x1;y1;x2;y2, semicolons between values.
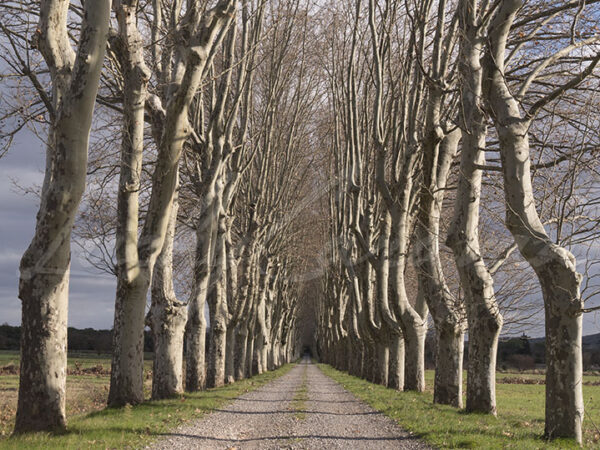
151;358;430;449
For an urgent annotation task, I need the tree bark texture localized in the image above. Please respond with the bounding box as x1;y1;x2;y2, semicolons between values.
389;216;427;392
485;0;584;441
207;208;229;388
110;0;236;405
415;127;463;407
108;0;152;408
185;216;214;392
447;0;502;415
15;0;110;433
150;199;187;399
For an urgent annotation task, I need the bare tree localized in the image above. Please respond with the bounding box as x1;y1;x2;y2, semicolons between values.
446;0;503;415
109;0;236;406
410;0;465;407
14;0;110;433
483;0;599;442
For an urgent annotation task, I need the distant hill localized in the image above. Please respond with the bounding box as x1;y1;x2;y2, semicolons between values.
527;333;600;352
583;332;600;349
524;333;600;348
497;333;600;371
527;333;600;348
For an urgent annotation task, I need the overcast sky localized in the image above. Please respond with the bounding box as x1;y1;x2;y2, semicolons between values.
0;127;599;335
0;129;117;329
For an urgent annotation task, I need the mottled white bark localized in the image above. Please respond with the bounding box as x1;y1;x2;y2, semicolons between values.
388;334;405;390
376;341;389;386
370;2;427;388
234;324;249;380
233;236;258;380
108;0;151;408
150;198;187;399
447;0;502;415
246;333;255;376
415;128;464;407
225;326;236;384
484;0;584;441
15;0;110;433
207;205;229;388
389;215;427;392
185;213;214;391
110;1;235;405
223;226;238;384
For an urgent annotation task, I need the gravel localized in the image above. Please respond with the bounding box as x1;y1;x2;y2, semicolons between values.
151;358;431;449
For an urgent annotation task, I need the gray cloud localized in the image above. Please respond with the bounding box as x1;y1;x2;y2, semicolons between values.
0;132;117;329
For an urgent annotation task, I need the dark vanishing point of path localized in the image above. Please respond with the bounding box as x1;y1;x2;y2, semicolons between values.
152;359;430;449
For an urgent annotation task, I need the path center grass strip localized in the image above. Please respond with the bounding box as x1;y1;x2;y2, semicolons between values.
318;364;600;449
0;364;293;450
290;364;308;420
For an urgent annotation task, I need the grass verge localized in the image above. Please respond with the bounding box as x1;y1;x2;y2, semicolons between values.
0;352;153;437
0;364;293;450
319;364;600;449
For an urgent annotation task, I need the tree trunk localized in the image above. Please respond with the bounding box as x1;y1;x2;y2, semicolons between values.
224;225;238;384
260;336;269;374
346;339;358;375
151;296;187;399
434;326;464;407
376;341;389;386
415;112;463;407
150;199;187;399
206;316;227;387
106;0;152;408
254;267;270;375
184;300;207;391
361;344;371;381
109;276;149;406
185;199;216;391
402;325;426;392
15;0;110;433
447;1;502;414
254;333;264;375
246;334;255;377
207;208;229;388
388;334;405;390
234;325;249;380
110;0;235;405
338;337;348;372
345;339;355;375
463;303;500;413
225;326;236;384
389;218;426;392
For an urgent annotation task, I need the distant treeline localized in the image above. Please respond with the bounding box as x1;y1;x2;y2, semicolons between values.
2;324;598;370
0;324;154;353
424;332;600;371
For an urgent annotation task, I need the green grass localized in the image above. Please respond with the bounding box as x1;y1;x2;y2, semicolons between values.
0;351;153;371
0;364;293;449
496;370;600;384
319;365;600;449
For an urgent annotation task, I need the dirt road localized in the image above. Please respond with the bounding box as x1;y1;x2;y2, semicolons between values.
152;359;430;449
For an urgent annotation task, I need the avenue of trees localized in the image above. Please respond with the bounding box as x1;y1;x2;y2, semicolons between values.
315;0;600;445
0;0;599;445
1;0;312;434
